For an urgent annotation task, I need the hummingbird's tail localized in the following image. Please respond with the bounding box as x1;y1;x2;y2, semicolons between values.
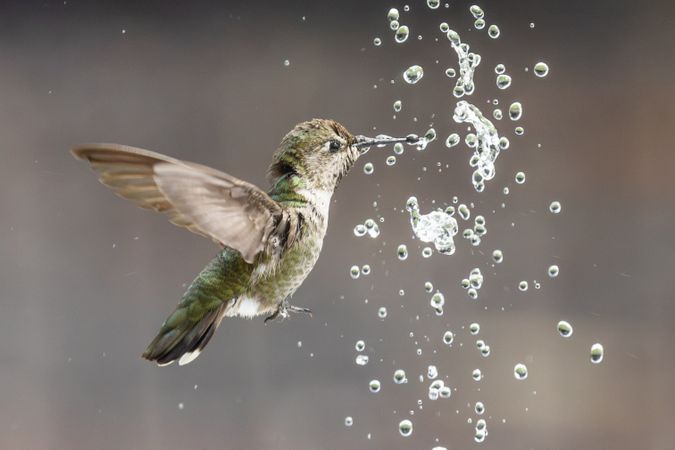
142;251;250;366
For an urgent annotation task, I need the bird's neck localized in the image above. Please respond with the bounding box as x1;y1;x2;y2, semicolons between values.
269;173;333;223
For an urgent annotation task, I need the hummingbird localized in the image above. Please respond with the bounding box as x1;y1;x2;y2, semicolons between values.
72;119;419;366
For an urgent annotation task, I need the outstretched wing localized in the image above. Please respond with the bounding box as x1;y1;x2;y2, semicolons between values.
72;143;281;263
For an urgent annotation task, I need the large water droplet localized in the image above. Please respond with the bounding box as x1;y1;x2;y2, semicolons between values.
496;74;512;89
399;419;413;437
395;25;410;43
403;65;424;84
557;320;573;338
369;379;381;393
488;24;500;38
590;343;604;364
534;62;549;77
509;102;523;120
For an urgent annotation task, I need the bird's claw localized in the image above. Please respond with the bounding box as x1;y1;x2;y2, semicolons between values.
264;302;312;324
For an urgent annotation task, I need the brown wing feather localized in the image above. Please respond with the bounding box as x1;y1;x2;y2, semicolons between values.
72;143;281;263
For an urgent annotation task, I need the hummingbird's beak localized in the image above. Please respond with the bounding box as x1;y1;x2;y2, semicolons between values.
354;134;421;149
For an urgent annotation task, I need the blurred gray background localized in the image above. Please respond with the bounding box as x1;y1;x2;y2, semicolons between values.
1;0;674;448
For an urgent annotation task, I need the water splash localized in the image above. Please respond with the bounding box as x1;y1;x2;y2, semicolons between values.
453;101;504;191
406;197;459;255
446;30;481;97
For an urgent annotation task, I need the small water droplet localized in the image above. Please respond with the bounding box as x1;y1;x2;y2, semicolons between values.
549;201;561;214
515;171;526;184
514;363;528;380
534;62;549;77
548;265;559;277
363;162;374;175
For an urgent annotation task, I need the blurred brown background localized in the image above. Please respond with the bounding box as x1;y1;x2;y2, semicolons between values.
0;0;674;448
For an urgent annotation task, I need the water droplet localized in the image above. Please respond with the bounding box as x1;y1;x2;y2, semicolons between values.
514;363;528;380
373;37;382;46
361;264;371;276
518;281;529;291
350;265;360;279
424;281;434;292
397;244;409;260
345;416;354;427
395;25;409;43
427;365;438;379
474;18;486;29
470;322;480;335
422;247;433;258
472;368;482;381
394;369;408;384
533;62;549;77
387;8;399;22
493;109;503;120
355;354;369;366
399;419;413;437
515;171;526;184
427;0;440;9
496;74;512;89
475;401;485;415
458;204;470;221
529;22;535;28
355;340;365;351
393;142;404;155
385;155;396;166
353;224;367;237
509;102;523;120
378;307;388;319
403;65;424;84
369;379;381;393
488;24;500;38
469;5;484;19
430;292;445;309
440;22;449;33
443;330;454;345
590;343;604;364
363;162;374;175
393;100;402;112
557;320;573;338
445;67;456;78
549;201;561;214
492;249;504;263
445;133;460;148
283;59;290;67
495;64;505;74
548;265;559;278
390;20;400;31
515;126;524;135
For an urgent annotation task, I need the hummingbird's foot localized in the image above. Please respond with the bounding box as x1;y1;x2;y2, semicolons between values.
287;305;313;318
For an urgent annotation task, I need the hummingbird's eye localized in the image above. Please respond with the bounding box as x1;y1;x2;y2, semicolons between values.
328;139;341;152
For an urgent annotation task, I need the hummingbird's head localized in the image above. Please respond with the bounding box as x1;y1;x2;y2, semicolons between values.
268;118;360;191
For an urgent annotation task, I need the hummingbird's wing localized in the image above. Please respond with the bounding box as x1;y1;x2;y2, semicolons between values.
72;143;281;263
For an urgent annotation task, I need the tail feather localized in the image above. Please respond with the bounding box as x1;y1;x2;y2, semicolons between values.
141;250;251;366
143;303;227;366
